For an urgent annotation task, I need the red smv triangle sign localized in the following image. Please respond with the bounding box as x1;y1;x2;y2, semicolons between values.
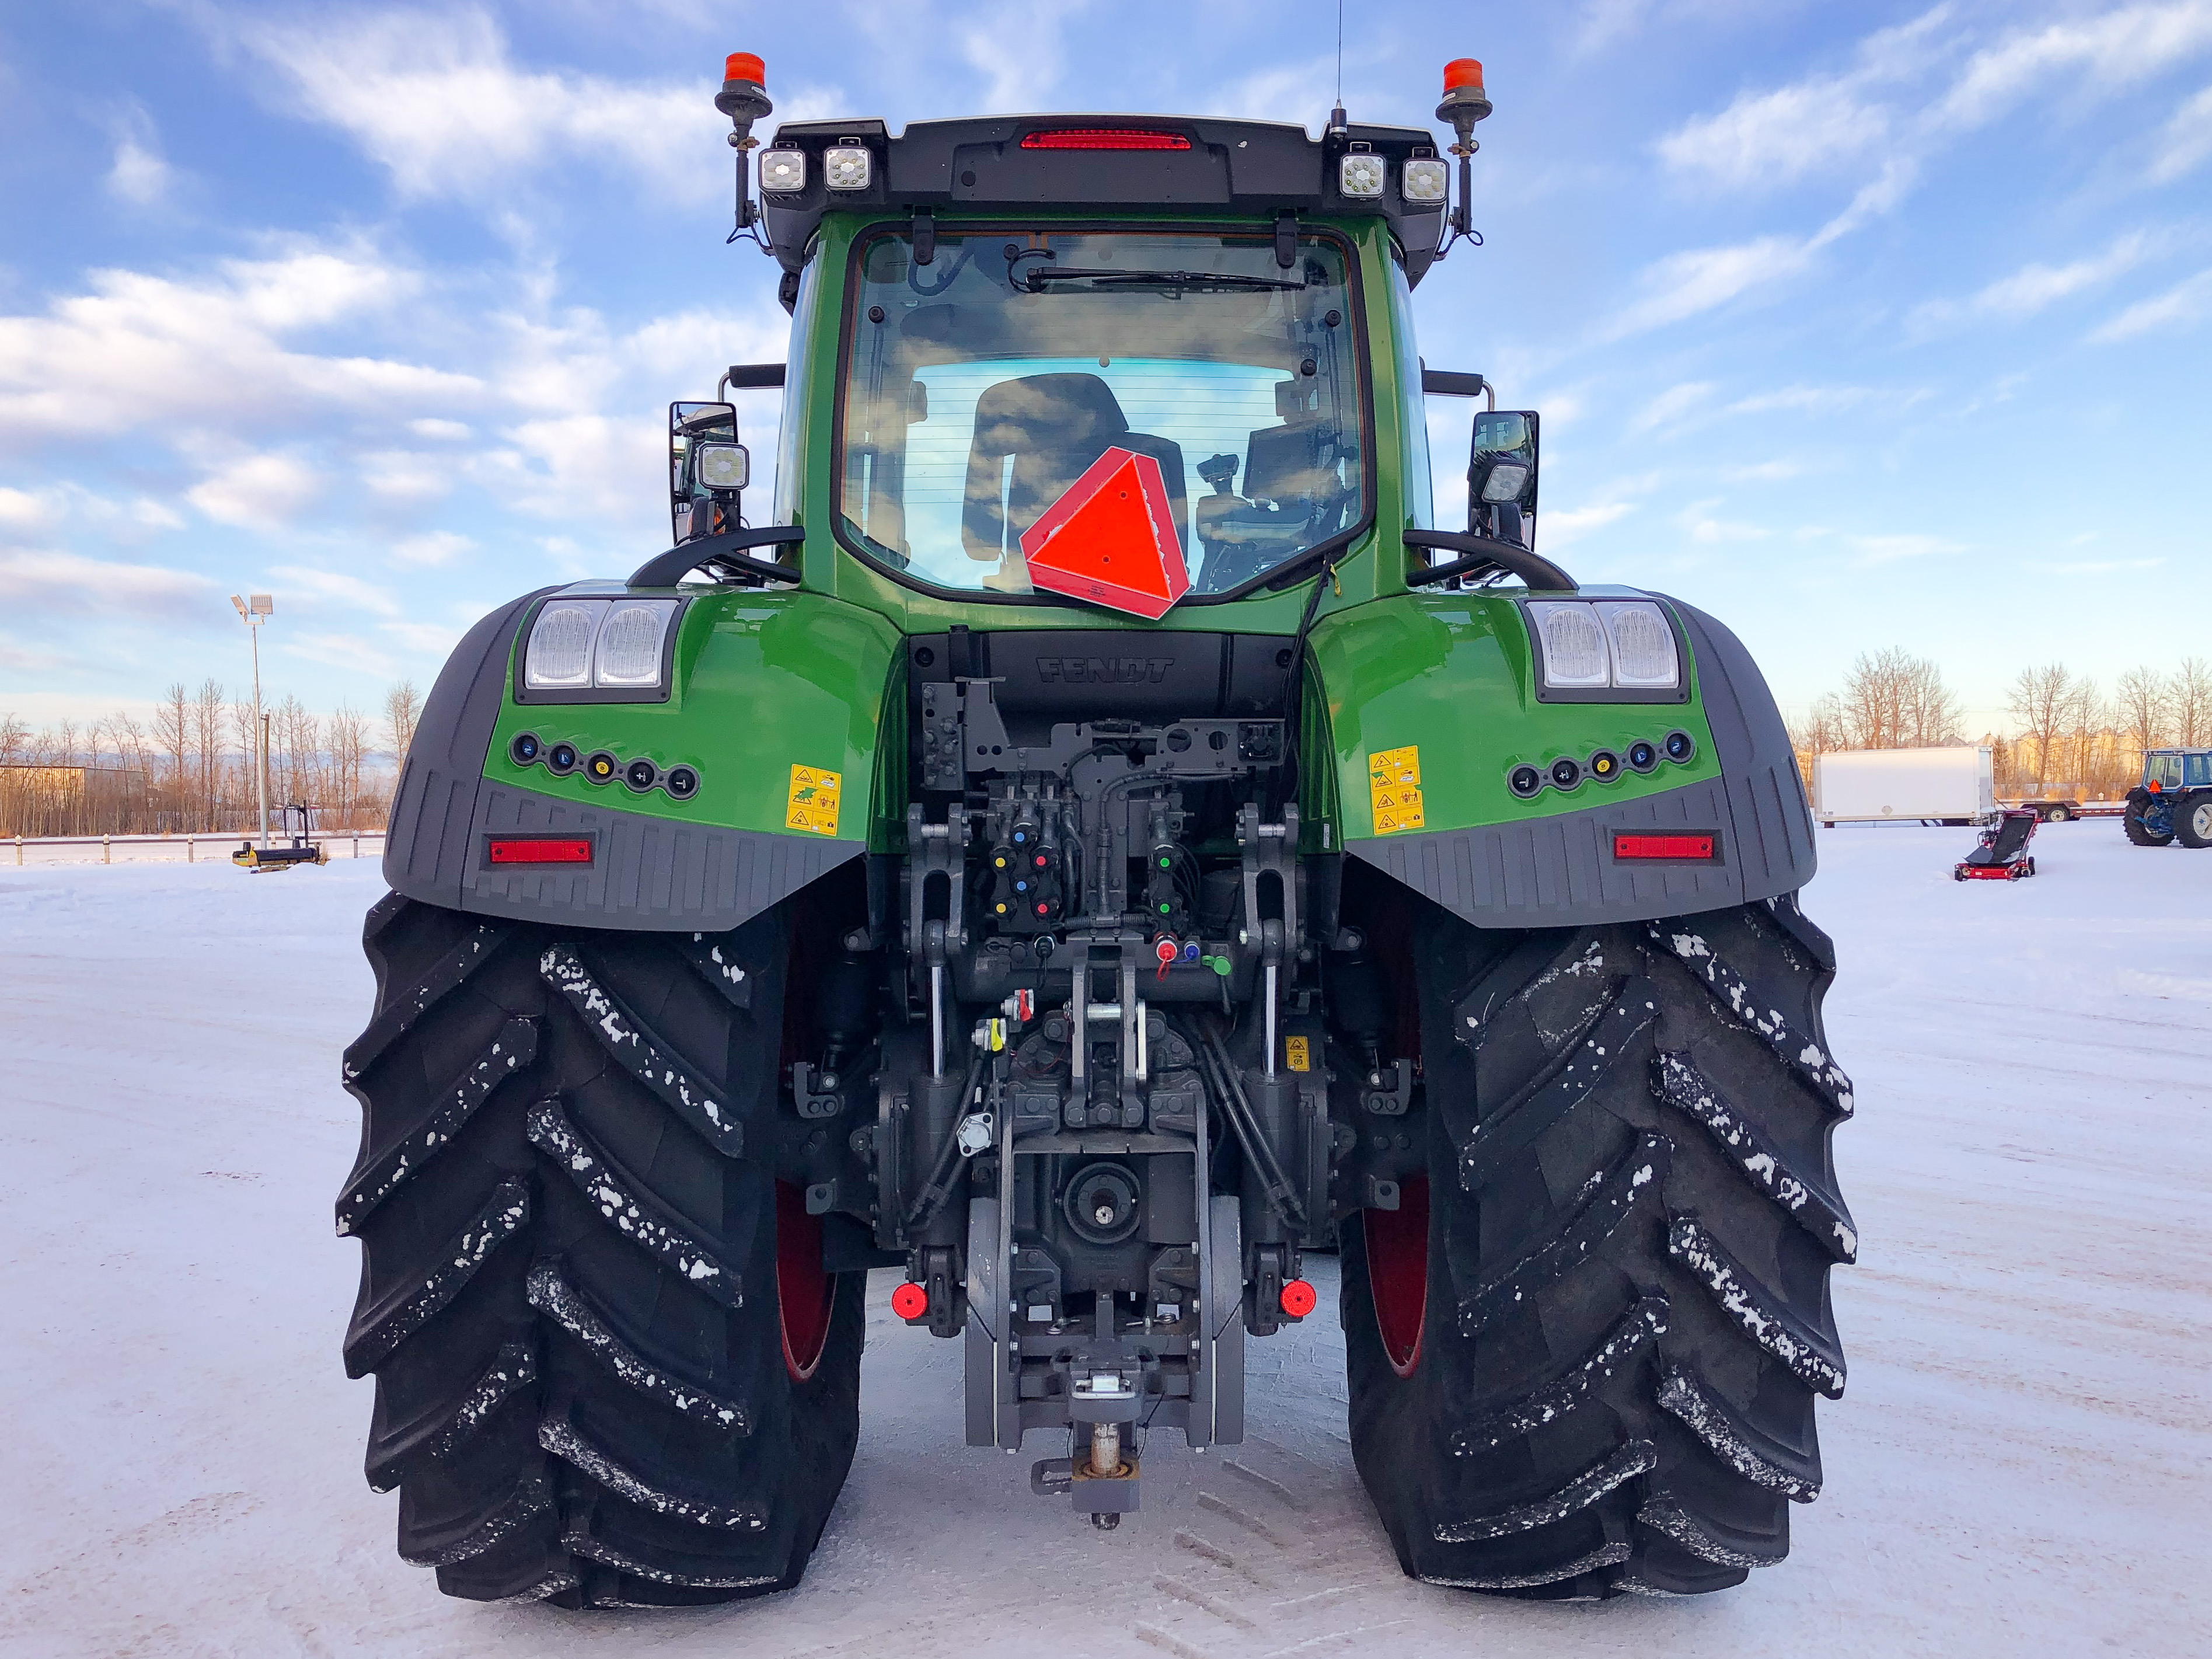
1020;446;1190;619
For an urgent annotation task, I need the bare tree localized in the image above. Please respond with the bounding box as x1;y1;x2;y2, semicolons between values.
1901;656;1965;747
2115;666;2168;762
273;693;323;810
2171;658;2212;748
1790;693;1850;755
193;678;225;831
154;683;190;830
2008;663;2073;796
230;696;260;825
1833;647;1961;749
328;703;368;828
384;680;421;766
0;713;27;766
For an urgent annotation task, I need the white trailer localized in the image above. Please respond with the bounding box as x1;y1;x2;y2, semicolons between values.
1813;747;1995;827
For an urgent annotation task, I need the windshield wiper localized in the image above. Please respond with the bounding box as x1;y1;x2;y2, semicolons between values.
1023;267;1306;294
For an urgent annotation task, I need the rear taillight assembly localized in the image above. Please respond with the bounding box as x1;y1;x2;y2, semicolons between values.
488;837;593;866
1613;833;1715;861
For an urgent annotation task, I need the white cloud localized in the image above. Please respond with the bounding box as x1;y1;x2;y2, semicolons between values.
0;488;50;531
1651;2;2212;268
379;618;468;656
409;417;472;441
2088;265;2212;340
391;531;475;567
1680;499;1769;543
1541;501;1637;546
1936;1;2212;131
1721;458;1813;482
1628;381;1715;434
1725;384;1886;417
107;134;173;207
0;482;182;538
1655;7;1951;192
0;248;477;442
1851;532;1966;562
2031;555;2165;575
1911;229;2166;333
2150;82;2212;180
362;452;456;508
958;0;1087;113
268;566;404;618
1658;80;1890;193
1602;236;1814;338
280;630;397;677
0;548;218;618
186;454;323;532
233;8;839;206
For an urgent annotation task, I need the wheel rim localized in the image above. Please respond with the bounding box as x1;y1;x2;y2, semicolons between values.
2194;804;2212;840
1364;1177;1430;1378
775;1180;833;1382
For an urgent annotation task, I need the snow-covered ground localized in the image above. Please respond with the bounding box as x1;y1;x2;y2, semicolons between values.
2;824;2207;1658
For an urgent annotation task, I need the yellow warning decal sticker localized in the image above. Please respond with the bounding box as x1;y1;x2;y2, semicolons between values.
1367;745;1425;835
1284;1036;1311;1072
785;764;842;837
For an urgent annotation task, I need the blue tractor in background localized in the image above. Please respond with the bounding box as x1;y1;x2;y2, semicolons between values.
2124;750;2212;846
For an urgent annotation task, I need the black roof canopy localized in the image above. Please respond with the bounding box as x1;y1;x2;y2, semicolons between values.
757;114;1447;285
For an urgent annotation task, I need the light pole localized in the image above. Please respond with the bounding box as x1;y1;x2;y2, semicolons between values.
229;592;273;846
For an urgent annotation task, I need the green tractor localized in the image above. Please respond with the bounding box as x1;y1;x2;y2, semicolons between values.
341;50;1853;1609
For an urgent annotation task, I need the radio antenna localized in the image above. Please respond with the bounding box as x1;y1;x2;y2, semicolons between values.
1328;0;1348;134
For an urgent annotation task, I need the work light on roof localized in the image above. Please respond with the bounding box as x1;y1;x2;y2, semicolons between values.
758;148;807;193
1338;152;1386;198
824;145;871;191
1401;157;1449;203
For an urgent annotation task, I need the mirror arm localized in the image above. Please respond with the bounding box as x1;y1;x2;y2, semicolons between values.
1419;369;1492;409
1402;529;1574;592
630;525;806;588
717;363;786;399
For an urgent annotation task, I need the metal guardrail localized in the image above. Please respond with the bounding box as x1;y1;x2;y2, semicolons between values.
9;831;387;865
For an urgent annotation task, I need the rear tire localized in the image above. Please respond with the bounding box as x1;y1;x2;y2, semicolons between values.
1342;894;1853;1598
2123;791;2175;846
339;894;863;1606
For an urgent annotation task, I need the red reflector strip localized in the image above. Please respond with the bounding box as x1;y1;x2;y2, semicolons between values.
1020;128;1191;150
488;837;592;866
1613;833;1715;861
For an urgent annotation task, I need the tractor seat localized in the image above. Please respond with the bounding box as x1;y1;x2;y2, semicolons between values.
1965;813;2035;866
960;372;1188;564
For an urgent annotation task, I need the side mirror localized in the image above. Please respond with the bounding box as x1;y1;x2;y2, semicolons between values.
669;400;745;544
1469;409;1538;548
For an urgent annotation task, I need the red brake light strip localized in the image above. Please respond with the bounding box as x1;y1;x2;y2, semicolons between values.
1020;128;1191;151
1613;833;1715;861
488;837;593;866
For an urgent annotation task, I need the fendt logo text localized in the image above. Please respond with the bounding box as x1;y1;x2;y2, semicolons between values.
1035;657;1175;684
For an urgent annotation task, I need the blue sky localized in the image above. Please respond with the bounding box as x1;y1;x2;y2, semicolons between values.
2;0;2209;738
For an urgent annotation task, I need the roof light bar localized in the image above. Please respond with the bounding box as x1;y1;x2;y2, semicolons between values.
1020;128;1191;151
